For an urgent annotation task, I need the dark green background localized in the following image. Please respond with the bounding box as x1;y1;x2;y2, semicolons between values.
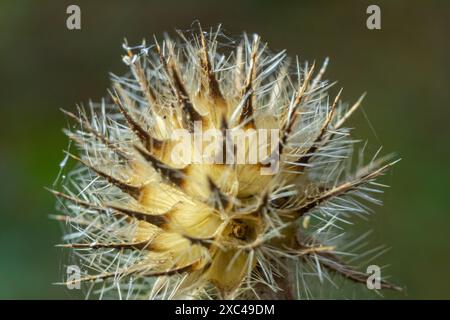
0;0;449;299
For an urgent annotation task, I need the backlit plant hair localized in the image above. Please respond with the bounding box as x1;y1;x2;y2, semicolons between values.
52;23;402;299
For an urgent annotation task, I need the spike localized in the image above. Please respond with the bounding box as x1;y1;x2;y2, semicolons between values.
131;60;158;107
239;35;260;127
207;177;231;211
334;92;366;130
199;26;224;102
61;108;129;160
295;88;343;169
58;259;203;287
134;145;186;187
169;63;204;131
48;189;167;227
56;240;152;250
278;63;316;155
303;248;403;291
154;37;203;132
67;153;141;199
295;159;397;217
110;89;163;151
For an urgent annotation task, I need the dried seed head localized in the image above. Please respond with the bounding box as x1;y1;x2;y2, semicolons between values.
53;23;401;299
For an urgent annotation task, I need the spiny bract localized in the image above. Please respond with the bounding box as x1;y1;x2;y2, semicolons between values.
53;24;401;299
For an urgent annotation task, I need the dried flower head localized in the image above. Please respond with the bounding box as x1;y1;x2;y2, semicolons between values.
52;23;401;299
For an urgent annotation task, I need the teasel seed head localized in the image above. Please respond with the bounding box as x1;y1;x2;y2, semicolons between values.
52;23;402;299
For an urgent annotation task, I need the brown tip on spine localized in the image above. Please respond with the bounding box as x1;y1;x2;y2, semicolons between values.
67;153;141;199
278;63;316;156
107;204;168;227
130;60;158;107
199;26;225;102
301;244;403;292
239;35;260;127
169;63;204;131
57;240;153;251
294;88;343;170
141;259;203;277
48;189;167;227
294;158;397;218
109;89;163;151
154;36;203;131
207;176;231;210
59;259;204;286
60;108;129;160
134;144;186;187
219;116;234;165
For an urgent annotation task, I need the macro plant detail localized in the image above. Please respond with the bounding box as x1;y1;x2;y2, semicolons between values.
52;24;401;299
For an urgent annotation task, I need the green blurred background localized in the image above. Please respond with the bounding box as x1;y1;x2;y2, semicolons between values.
0;0;449;299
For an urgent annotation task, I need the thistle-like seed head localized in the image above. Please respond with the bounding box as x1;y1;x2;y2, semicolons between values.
53;23;401;299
